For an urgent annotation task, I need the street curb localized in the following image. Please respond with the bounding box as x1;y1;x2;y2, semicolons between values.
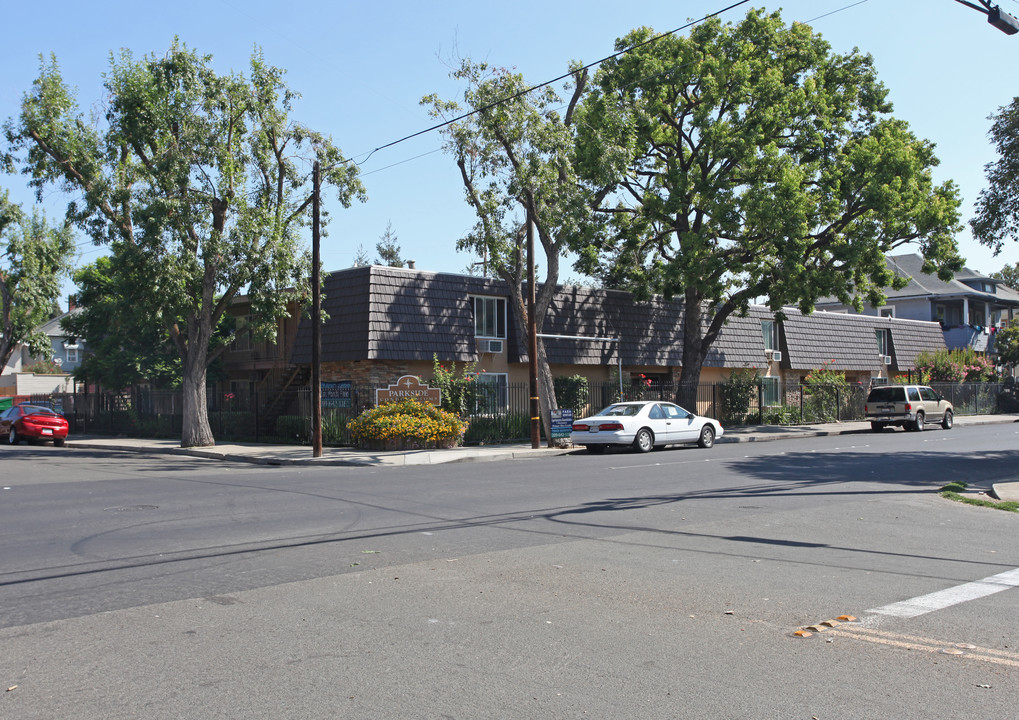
63;415;1019;467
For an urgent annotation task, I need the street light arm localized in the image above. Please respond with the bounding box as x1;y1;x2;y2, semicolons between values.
953;0;991;14
953;0;1019;33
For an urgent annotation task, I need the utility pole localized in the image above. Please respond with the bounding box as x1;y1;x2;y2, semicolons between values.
954;0;1019;34
311;161;323;458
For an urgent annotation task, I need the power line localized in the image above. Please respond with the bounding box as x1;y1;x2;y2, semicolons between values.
353;0;878;182
355;0;753;166
804;0;871;24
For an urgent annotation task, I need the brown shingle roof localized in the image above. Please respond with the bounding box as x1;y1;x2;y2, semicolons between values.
293;266;946;372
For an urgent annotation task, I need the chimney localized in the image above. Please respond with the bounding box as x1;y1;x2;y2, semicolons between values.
68;295;77;312
408;260;416;270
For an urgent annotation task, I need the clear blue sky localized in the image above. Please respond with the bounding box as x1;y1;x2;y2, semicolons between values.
3;0;1018;308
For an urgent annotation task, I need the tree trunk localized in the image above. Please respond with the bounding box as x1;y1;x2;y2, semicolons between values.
536;338;560;446
180;343;214;448
675;289;710;412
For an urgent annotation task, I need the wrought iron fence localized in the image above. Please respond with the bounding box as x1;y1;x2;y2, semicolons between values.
21;379;1015;447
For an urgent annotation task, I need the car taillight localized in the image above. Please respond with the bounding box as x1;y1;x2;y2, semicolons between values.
864;405;868;413
572;423;588;431
904;403;912;411
599;422;624;431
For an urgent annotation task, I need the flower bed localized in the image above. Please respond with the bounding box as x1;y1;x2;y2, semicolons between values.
347;399;467;450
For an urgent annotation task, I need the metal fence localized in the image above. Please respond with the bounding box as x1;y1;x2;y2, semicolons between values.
18;380;1015;446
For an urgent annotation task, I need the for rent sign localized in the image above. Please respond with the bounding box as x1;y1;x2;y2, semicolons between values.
376;375;441;407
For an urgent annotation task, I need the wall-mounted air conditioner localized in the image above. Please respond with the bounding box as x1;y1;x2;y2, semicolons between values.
484;339;504;353
883;355;892;365
770;351;782;362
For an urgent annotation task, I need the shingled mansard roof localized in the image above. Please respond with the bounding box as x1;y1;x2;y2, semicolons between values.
292;265;945;371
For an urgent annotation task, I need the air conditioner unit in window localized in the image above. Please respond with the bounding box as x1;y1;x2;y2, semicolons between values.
484;339;504;353
770;351;782;362
883;355;892;365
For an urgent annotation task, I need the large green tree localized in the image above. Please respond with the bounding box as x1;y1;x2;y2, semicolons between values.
61;255;183;389
972;97;1019;254
6;44;364;447
994;321;1019;370
423;61;603;442
991;262;1019;290
575;10;962;409
0;190;75;371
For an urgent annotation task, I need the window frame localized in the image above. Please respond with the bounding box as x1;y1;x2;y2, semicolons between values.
761;320;776;352
471;296;507;340
875;328;889;357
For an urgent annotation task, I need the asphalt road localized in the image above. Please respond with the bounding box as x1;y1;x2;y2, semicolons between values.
2;423;1018;719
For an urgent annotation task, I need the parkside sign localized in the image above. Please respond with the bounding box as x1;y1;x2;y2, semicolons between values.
376;375;441;407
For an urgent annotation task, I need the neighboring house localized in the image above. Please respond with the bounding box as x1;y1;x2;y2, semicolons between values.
815;253;1019;354
0;308;84;396
1;308;85;375
276;265;946;409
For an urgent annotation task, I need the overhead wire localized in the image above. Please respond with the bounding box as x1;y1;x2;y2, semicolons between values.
353;0;753;167
350;0;879;181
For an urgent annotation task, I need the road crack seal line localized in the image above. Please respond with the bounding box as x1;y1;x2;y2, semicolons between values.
825;626;1019;668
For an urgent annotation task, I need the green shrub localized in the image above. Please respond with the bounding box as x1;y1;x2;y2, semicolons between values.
136;414;177;438
430;354;481;417
322;413;350;445
915;348;998;383
276;414;310;442
802;360;850;422
554;375;590;414
348;399;467;449
762;405;799;426
464;412;530;445
719;367;758;425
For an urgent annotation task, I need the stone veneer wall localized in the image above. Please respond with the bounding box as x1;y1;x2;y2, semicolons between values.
321;360;412;388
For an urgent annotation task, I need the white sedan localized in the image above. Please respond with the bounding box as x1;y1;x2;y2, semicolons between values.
571;401;724;454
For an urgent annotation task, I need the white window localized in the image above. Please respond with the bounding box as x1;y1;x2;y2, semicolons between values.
472;297;507;339
876;329;889;357
474;372;508;412
879;307;895;318
761;377;780;406
65;347;79;363
761;320;776;351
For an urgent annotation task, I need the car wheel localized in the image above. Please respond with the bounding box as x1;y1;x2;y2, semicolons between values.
914;412;925;432
941;410;953;430
585;445;605;454
8;428;19;445
697;425;715;449
870;422;886;432
632;428;654;453
54;438;65;447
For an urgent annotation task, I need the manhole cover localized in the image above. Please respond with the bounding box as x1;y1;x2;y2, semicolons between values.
104;505;159;512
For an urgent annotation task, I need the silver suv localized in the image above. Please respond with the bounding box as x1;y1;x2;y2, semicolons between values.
864;385;954;432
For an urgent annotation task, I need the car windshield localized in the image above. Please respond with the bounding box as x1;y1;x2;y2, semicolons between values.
867;387;904;403
596;404;644;417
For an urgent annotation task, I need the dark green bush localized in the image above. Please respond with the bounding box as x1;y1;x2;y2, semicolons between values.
719;368;758;425
464;412;530;445
554;375;590;414
276;414;310;442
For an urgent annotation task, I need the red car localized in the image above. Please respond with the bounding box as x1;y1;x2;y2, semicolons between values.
1;404;69;446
